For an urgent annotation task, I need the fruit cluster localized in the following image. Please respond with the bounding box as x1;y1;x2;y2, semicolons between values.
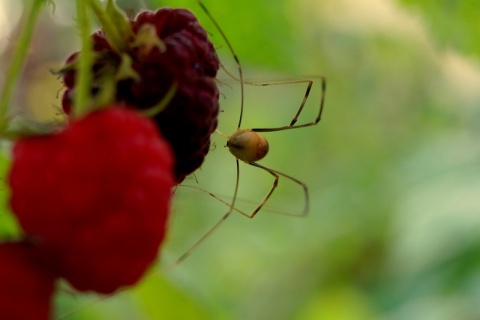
1;3;219;319
4;107;175;319
62;8;220;183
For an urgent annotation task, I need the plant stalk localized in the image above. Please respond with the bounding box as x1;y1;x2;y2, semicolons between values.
73;0;94;117
0;0;46;131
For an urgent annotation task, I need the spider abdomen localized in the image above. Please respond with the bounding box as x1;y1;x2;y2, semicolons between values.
227;129;269;162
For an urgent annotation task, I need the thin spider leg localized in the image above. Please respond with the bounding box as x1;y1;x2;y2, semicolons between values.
161;210;232;272
197;0;244;129
249;162;309;217
252;77;326;132
178;184;252;218
57;294;117;319
180;163;279;219
178;182;305;217
219;63;326;131
161;160;241;271
241;78;312;127
241;162;279;218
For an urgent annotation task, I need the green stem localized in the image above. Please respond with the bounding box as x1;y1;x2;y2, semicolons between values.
73;0;94;117
0;0;45;131
141;82;178;118
85;0;126;52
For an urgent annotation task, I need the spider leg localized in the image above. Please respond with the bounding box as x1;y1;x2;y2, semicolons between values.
239;161;279;218
163;0;245;267
178;179;306;217
251;76;326;132
161;160;241;271
246;162;309;218
177;184;252;217
197;0;244;129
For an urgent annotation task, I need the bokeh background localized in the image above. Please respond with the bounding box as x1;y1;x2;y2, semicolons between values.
1;0;480;319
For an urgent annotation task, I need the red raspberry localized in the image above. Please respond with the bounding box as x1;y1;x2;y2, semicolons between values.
0;242;56;320
62;8;220;183
8;107;174;294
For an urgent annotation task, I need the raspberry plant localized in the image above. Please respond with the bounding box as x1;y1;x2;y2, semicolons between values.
0;0;220;318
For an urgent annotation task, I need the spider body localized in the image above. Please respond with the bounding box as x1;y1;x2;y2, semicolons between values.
227;129;269;163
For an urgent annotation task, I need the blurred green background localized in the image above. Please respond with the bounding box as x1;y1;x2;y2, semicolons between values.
2;0;480;319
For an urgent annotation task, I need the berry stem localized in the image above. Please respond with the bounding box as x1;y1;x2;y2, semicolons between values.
73;0;94;117
0;0;45;132
141;82;178;118
85;0;130;53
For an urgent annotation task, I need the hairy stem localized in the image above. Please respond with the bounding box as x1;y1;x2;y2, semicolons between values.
0;0;46;131
85;0;127;52
73;0;94;117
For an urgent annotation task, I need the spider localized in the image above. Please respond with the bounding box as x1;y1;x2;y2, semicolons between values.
170;0;327;267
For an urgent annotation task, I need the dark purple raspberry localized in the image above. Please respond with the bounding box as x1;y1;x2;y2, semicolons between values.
61;8;220;183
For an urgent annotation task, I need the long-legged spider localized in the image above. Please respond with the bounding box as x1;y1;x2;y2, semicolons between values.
169;0;327;267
